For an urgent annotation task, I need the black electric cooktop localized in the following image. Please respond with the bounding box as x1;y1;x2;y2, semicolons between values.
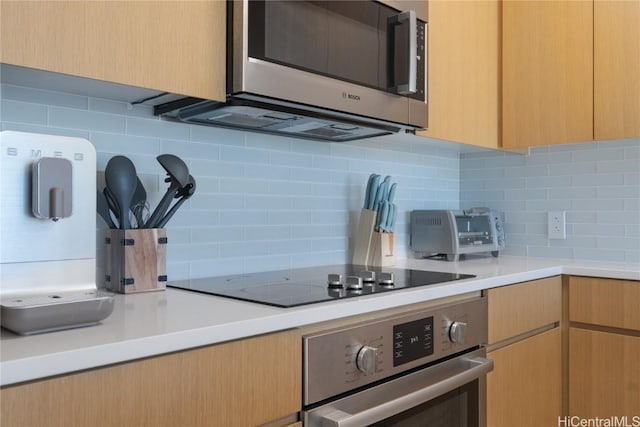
168;265;475;308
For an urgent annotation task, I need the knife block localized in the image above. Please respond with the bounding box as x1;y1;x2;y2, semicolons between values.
369;231;396;267
105;229;167;294
352;208;377;265
352;209;396;267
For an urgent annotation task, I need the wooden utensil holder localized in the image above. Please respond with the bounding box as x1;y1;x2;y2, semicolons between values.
352;208;396;267
105;228;167;294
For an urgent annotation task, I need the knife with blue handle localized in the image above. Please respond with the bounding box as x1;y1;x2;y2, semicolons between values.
386;203;396;232
375;177;389;211
388;183;397;204
366;174;380;210
364;173;375;209
376;200;389;232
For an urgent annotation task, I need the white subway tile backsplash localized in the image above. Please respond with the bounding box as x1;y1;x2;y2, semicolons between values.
461;138;640;263
50;106;126;133
1;100;48;124
3;80;637;278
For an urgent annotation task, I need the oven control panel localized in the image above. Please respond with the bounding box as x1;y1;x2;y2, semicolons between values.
303;296;487;406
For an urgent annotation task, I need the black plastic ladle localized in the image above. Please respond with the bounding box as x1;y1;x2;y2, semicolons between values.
156;175;197;228
105;156;137;230
145;154;189;228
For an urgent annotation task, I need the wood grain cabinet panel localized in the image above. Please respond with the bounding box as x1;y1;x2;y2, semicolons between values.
0;330;301;427
502;0;593;148
569;327;640;418
569;276;640;331
594;0;640;140
0;0;225;101
487;276;562;344
418;0;500;149
487;327;562;427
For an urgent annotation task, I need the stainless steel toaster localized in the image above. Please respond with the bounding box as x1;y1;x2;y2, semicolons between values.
410;208;505;261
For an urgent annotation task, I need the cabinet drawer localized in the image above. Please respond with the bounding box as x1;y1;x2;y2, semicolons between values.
569;276;640;331
487;276;561;344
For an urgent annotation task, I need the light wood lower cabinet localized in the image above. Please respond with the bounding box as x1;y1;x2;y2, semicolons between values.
486;276;562;427
568;276;640;420
569;327;640;419
0;330;301;427
487;327;562;427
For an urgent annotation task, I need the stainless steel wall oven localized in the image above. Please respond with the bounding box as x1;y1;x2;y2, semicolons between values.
303;296;492;427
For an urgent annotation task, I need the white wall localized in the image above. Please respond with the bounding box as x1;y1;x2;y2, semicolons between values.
0;83;461;280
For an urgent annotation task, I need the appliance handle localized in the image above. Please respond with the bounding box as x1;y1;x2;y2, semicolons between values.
319;356;494;427
388;10;417;95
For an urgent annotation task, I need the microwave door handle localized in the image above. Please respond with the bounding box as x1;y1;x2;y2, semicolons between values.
319;357;494;427
388;10;417;95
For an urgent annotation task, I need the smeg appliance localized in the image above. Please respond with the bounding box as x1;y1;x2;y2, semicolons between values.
155;0;428;142
303;296;492;426
410;208;505;261
0;131;114;335
168;265;474;308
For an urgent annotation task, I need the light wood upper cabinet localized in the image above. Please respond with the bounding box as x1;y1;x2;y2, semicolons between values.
418;0;500;149
594;0;640;140
0;330;302;427
0;1;226;101
501;0;593;149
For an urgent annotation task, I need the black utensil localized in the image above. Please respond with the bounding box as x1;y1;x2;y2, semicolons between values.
156;175;196;228
105;156;137;230
131;177;147;228
145;154;189;228
96;190;117;228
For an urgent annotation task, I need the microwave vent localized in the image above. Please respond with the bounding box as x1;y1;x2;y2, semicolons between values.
302;127;351;139
205;112;282;129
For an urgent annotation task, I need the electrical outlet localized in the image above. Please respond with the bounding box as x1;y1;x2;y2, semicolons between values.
548;211;566;239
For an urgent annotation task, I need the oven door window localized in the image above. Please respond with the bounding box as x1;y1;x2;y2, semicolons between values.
371;381;479;427
248;0;425;100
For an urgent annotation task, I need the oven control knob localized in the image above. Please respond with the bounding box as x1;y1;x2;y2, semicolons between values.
327;273;343;288
448;321;467;344
356;346;378;375
346;276;363;290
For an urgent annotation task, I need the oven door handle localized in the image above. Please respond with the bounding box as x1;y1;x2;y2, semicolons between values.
319;356;494;427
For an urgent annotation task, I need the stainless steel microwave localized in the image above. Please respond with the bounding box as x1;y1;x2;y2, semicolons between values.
155;0;428;142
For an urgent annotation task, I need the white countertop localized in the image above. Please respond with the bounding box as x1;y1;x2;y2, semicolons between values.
1;256;638;386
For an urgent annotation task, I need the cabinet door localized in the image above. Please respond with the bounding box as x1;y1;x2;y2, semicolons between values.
594;0;640;140
0;330;301;427
418;0;500;149
569;327;640;418
487;327;562;427
502;1;593;148
0;1;225;101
